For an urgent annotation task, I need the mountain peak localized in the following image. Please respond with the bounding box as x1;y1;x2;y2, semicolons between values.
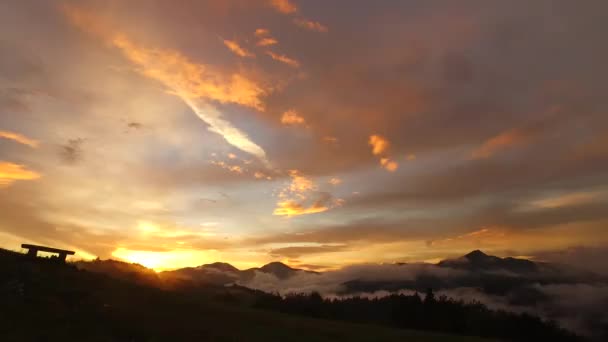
259;262;297;279
439;250;538;273
465;250;488;259
260;261;293;270
202;262;239;273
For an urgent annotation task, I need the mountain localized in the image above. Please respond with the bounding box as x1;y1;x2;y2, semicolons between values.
437;250;539;274
76;259;313;288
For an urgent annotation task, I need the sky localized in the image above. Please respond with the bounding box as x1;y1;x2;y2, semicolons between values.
1;0;607;271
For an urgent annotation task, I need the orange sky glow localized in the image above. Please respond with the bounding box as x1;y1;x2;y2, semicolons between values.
1;1;607;272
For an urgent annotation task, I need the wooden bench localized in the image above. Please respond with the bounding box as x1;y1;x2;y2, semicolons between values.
21;244;75;262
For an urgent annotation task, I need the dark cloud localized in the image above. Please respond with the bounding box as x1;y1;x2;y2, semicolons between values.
533;246;608;276
59;138;85;164
269;244;348;258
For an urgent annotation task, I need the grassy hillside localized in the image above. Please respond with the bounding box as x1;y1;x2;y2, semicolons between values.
0;249;490;341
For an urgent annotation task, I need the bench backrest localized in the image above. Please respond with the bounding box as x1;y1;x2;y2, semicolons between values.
21;244;76;255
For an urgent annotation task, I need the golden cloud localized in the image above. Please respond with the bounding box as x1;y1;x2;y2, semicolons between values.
293;18;328;32
280;109;306;126
0;162;41;187
269;0;297;14
273;199;329;217
471;129;526;159
0;130;39;148
274;170;343;217
223;39;255;58
266;51;301;68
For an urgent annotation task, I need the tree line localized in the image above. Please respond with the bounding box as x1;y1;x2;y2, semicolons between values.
252;288;582;342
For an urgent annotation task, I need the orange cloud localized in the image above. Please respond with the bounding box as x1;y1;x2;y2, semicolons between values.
369;135;390;155
269;0;297;14
111;36;267;110
471;129;526;159
293;18;328;32
280;109;306;126
380;158;398;172
0;162;41;187
266;51;300;68
0;130;39;148
223;39;255;58
63;5;270;164
257;37;278;47
369;135;398;172
255;28;270;37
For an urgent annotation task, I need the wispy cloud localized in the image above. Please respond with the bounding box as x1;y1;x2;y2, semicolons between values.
255;28;270;37
528;191;603;209
211;160;244;174
471;129;526;159
222;39;255;58
268;0;297;14
280;109;306;126
0;130;39;148
254;28;278;46
257;37;278;47
328;178;341;186
63;5;270;164
266;51;300;68
293;18;328;32
0;162;41;187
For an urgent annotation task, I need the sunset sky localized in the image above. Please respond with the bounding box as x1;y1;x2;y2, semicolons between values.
1;0;607;271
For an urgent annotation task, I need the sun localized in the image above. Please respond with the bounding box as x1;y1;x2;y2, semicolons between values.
111;247;219;272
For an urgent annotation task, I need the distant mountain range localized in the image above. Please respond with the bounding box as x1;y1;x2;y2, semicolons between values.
75;257;313;288
75;249;602;292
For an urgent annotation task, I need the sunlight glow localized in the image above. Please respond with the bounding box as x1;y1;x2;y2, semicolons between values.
111;248;220;271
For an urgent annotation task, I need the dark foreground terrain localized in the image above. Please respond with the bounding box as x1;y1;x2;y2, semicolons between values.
0;248;581;341
0;248;491;342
